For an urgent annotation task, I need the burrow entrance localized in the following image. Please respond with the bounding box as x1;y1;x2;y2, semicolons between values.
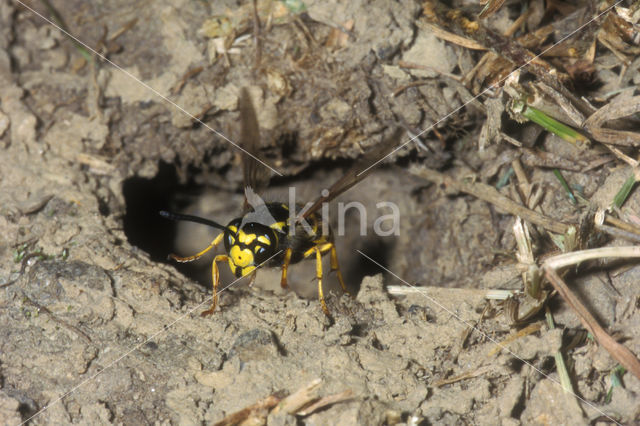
121;160;397;298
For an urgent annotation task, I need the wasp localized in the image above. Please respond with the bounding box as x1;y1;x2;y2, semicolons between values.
161;88;397;316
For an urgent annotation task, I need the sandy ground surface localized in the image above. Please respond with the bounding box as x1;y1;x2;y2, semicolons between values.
1;0;639;424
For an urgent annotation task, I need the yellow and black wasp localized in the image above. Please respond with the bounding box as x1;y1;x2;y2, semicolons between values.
161;88;397;316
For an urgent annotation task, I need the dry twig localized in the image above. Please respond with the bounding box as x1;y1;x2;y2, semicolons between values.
542;248;640;380
409;166;571;234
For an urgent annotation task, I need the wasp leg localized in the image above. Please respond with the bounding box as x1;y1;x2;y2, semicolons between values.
280;248;293;288
301;244;333;316
329;244;349;295
314;246;330;316
248;270;257;287
309;242;348;294
169;233;224;263
201;254;229;317
168;233;227;316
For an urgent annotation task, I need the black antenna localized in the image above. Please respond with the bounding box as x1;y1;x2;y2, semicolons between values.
159;210;230;232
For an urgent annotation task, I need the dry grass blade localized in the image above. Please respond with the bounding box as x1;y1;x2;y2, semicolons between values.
583;95;640;146
418;21;486;51
487;322;544;357
213;393;283;426
387;286;518;301
271;378;322;415
599;212;640;243
212;378;353;424
422;0;560;85
433;365;493;387
545;306;574;395
296;389;354;416
542;247;640;380
478;0;506;19
409;166;571;234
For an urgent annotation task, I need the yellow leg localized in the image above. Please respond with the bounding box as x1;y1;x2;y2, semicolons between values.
170;233;224;263
329;244;349;295
302;242;343;316
314;246;330;316
201;254;229;317
303;242;332;259
304;242;349;294
280;248;293;288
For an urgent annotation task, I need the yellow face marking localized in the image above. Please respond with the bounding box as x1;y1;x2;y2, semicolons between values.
229;225;238;233
230;245;254;268
281;203;289;210
254;245;263;254
237;230;256;245
240;265;256;276
228;258;256;277
270;221;286;232
227;259;238;276
257;235;271;245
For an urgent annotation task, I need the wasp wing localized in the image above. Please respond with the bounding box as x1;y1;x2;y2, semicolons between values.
239;87;272;211
300;129;402;220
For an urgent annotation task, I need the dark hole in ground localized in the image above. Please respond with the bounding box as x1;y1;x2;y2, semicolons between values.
123;161;225;289
122;162;182;263
348;235;394;292
122;160;396;297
